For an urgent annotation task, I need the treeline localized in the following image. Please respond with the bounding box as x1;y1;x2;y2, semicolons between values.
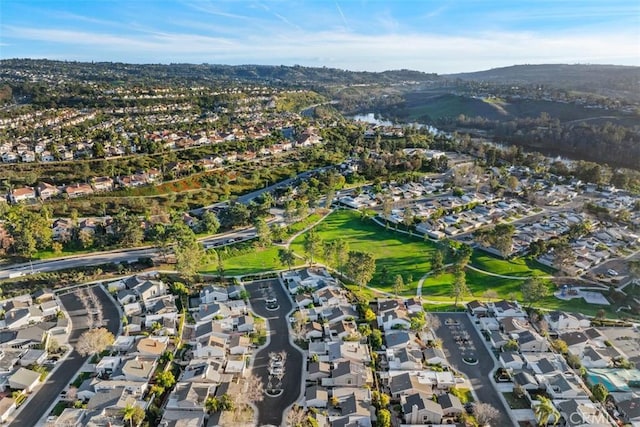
447;115;640;170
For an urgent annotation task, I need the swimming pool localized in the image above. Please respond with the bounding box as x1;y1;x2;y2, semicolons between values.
587;371;631;392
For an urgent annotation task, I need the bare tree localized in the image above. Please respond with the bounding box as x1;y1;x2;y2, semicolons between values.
423;312;441;331
474;402;500;426
285;405;311;427
244;373;264;405
76;328;115;356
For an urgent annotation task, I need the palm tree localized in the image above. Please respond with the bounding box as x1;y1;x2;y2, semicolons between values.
205;396;220;413
534;396;560;426
121;403;145;427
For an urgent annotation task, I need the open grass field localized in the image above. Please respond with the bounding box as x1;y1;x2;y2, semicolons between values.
200;246;302;277
470;252;555;277
290;209;440;294
290;209;552;299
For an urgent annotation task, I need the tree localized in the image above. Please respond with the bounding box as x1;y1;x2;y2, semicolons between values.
591;383;609;403
4;206;53;258
493;223;515;258
244;373;264;405
174;239;204;281
205;396;220;413
451;270;470;306
381;196;393;226
200;210;220;234
121;403;145;427
534;396;560;427
286;405;314;427
474;402;500;426
506;175;520;193
335;239;349;274
76;328;115;356
345;251;376;290
370;328;383;349
552;339;569;355
504;339;519;351
553;241;575;272
482;289;498;302
303;229;322;265
155;370;176;389
393;274;404;297
376;408;391;427
431;249;444;276
521;277;549;308
254;218;272;247
403;206;414;234
278;248;296;271
78;229;94;249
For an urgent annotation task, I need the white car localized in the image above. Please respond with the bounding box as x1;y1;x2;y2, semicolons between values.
607;269;619;276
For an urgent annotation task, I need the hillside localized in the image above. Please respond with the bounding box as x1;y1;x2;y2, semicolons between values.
395;92;638;126
446;64;640;101
0;59;440;87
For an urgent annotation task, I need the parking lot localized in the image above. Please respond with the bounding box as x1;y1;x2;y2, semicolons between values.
433;312;509;425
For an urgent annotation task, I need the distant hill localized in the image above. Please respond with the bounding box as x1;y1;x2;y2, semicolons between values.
446;64;640;100
0;59;440;87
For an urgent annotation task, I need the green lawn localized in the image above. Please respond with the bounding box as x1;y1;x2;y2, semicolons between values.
470;252;555;277
290;209;552;299
290;209;441;294
200;246;302;277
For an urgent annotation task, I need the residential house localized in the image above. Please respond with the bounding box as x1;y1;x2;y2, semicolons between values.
120;356;157;382
10;187;36;203
556;400;608;427
166;382;213;412
422;347;448;366
305;322;324;340
136;336;169;357
616;396;640;425
518;330;549;352
65;183;94;198
387;348;423;371
8;367;40;391
402;393;443;425
322;361;372;387
36;182;60;200
545;311;591;332
91;176;114;192
199;286;228;304
192;335;227;359
305;386;328;408
307;362;331;382
559;331;590;356
389;372;434;399
52;218;74;242
437;393;464;417
545;373;586;399
0;398;16;424
491;300;527;318
228;335;251;355
467;300;489;317
499;352;525;371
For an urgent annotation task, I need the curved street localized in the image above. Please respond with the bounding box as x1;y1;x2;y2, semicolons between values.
244;278;304;427
10;286;120;427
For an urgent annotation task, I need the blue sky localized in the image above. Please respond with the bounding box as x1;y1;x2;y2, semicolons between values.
1;0;638;73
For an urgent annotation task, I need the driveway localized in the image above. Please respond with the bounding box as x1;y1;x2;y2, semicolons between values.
244;279;304;427
433;312;509;425
11;286;120;427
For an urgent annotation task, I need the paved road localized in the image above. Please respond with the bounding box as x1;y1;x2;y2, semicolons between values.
433;312;509;425
0;226;258;280
244;279;303;427
11;286;120;427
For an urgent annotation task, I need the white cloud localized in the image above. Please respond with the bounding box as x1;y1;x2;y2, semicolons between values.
3;24;638;73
